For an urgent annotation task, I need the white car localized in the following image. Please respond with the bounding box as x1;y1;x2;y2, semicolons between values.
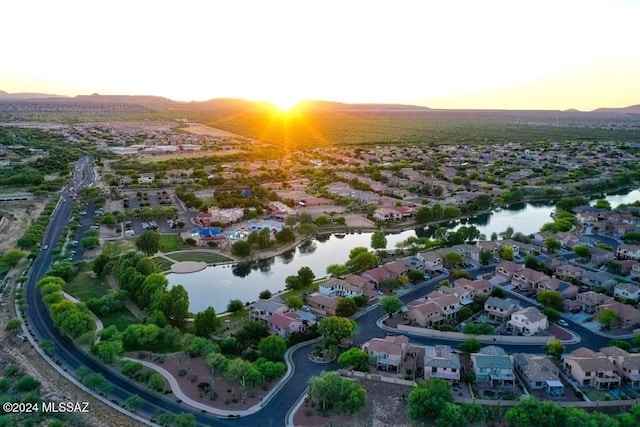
557;320;569;327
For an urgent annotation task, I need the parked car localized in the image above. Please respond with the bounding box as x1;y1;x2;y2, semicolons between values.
302;305;311;312
557;319;569;327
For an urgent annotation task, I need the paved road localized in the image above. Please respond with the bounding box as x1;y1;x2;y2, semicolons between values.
23;161;624;426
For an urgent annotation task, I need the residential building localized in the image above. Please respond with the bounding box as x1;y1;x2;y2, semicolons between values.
250;299;287;324
470;346;516;388
556;264;586;281
508;307;548;336
362;335;410;372
454;277;493;297
536;277;578;299
563;347;621;390
577;291;612;314
511;267;551;292
417;345;461;382
595;300;640;329
580;270;617;292
267;312;305;338
484;297;519;322
513;353;565;396
600;346;640;389
617;244;640;261
361;266;395;287
426;291;462;321
406;300;445;327
495;260;522;281
305;292;339;316
614;283;640;302
419;252;444;272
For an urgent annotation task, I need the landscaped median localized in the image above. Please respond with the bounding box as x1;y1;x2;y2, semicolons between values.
377;314;581;345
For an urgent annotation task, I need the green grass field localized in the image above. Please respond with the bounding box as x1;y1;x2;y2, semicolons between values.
102;239;137;257
63;272;110;301
159;234;181;252
151;256;174;272
167;251;231;264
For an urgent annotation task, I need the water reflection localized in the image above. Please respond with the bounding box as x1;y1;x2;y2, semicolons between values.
280;249;295;264
232;263;252;278
298;240;317;254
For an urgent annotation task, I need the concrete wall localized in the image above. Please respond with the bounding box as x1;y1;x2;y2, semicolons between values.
396;324;555;344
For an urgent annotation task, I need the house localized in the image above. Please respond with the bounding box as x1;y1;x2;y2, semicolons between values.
417;345;461;382
319;278;363;298
361;266;394;287
577;291;612;314
600;346;640;389
614;283;640;302
384;260;409;278
590;247;616;266
362;335;410;372
250;299;287;324
556;264;586;280
440;244;480;262
617;244;640;261
373;207;402;221
470;346;516;388
563;347;621;390
508;307;548;336
343;275;377;302
618;260;640;276
511;267;551;292
305;292;339;316
580;270;617;292
495;260;522;281
426;291;462;320
513;353;565;396
406;300;445;327
267;312;305;338
419;252;444;272
536;277;578;299
595;300;640;329
454;278;493;297
484;297;519;322
632;264;640;279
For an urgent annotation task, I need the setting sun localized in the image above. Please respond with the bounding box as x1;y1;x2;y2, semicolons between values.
270;96;300;112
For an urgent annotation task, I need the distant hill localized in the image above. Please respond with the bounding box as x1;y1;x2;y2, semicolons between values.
592;105;640;115
0;90;70;100
73;93;173;105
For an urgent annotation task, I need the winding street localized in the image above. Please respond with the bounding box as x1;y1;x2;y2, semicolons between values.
23;158;621;426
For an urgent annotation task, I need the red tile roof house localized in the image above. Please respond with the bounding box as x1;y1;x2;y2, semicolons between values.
595;300;640;329
361;266;395;288
555;264;586;281
475;240;501;255
577;291;612;314
600;346;640;389
306;292;339;316
511;267;551;292
426;291;463;321
495;260;522;281
563;347;621;390
618;260;640;276
267;312;305;338
406;300;446;327
343;274;378;302
362;335;410;372
454;278;493;297
536;277;579;299
384;260;409;277
419;252;444;272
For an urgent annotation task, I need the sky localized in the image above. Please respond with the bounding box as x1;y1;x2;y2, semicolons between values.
2;0;639;110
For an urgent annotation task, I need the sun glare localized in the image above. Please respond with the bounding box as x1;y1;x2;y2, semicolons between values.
271;96;300;112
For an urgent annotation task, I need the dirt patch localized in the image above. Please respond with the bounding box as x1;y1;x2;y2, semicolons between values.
293;379;414;427
181;123;238;137
0;199;47;253
142;353;275;410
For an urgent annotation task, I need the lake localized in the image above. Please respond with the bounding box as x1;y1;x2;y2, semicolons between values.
169;188;640;313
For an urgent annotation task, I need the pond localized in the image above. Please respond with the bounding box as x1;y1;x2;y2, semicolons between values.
169;188;640;313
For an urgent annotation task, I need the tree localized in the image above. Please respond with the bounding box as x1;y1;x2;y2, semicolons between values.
597;308;618;329
444;252;463;268
460;338;481;354
2;248;28;268
544;338;565;360
500;226;514;239
346;251;379;273
231;240;251;257
594;199;611;210
174;413;197;427
81;236;100;250
542;308;561;323
307;372;366;414
299;211;312;224
379;296;403;315
370;231;387;252
258;335;287;362
537;290;563;312
336;297;358;317
285;275;302;290
318;316;355;341
435;403;467;427
314;215;330;225
227;299;244;313
297;223;318;235
92;340;124;364
193;306;222;338
275;227;295;243
297;266;315;286
286;295;303;310
408;377;453;421
259;289;272;299
338;348;369;372
407;269;425;282
460;403;486;424
138;273;168;312
136;230;161;256
479;249;492;265
236;321;270;347
544;237;562;253
499;245;514;261
609;339;632;352
4;317;22;331
125;394;144;412
158;284;190;327
92;254;113;278
352;294;367;307
121;361;143;377
326;263;349;277
574;245;591;262
256;359;285;382
147;373;165;391
224;358;254;388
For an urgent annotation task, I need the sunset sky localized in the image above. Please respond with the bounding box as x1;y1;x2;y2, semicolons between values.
2;0;639;110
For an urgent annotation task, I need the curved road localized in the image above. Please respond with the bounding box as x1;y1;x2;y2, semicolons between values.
24;158;621;426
